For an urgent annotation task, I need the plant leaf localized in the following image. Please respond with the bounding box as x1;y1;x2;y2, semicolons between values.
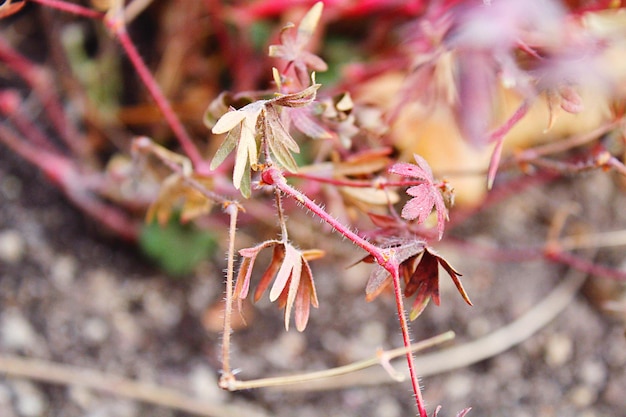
210;125;239;170
212;108;247;134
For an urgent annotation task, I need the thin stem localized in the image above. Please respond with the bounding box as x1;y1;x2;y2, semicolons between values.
0;354;264;417
220;204;239;379
30;0;105;19
103;11;209;174
0;37;89;158
0;123;139;240
274;188;289;241
265;167;385;264
487;100;530;189
511;118;621;163
264;166;427;416
222;331;455;391
546;250;626;281
284;171;429;189
0;90;62;154
280;263;588;392
390;267;427;417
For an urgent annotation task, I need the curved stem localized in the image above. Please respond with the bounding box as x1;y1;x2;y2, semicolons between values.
223;331;455;391
265;167;385;263
265;166;428;416
104;11;209;175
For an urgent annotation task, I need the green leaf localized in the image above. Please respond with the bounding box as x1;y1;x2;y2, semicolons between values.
140;218;218;276
210;126;239;170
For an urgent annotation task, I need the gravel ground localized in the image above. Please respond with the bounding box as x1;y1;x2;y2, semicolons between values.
1;144;626;417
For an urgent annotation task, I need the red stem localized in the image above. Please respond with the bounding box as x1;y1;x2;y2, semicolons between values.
265;166;427;416
29;0;105;19
103;12;210;175
285;171;428;188
547;250;626;281
390;268;428;417
0;123;138;240
0;37;89;158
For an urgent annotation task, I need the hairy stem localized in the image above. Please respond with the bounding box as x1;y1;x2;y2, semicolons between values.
274;188;289;241
220;204;239;380
264;166;427;416
390;267;427;417
265;167;385;263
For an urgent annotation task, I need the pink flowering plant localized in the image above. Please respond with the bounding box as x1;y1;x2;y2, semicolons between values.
2;0;626;416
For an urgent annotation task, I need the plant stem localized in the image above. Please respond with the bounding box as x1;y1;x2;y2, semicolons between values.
0;37;89;158
103;10;210;175
264;166;385;264
274;188;289;241
390;267;428;417
264;166;428;416
220;204;239;380
30;0;105;19
223;331;455;390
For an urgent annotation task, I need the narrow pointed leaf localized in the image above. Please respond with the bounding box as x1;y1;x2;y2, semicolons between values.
365;267;392;302
210;127;239;170
297;1;323;46
269;244;298;301
283;252;303;331
294;278;311;332
254;244;285;302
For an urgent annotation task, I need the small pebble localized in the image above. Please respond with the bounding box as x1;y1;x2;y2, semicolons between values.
579;360;606;387
568;385;596;408
373;397;401;417
82;317;110;345
265;332;306;368
50;255;77;289
1;175;22;200
189;364;226;402
10;380;47;417
0;229;25;264
544;333;573;367
1;310;39;352
444;373;473;400
69;386;94;409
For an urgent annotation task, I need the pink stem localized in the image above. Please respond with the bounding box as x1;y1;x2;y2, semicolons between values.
284;171;429;188
0;90;61;154
390;268;428;417
29;0;105;19
0;123;138;240
0;37;89;158
264;166;427;416
265;166;384;262
103;12;210;175
487;101;530;188
547;250;626;281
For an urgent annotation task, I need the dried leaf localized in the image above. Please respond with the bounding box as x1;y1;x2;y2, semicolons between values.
297;1;324;46
365;266;391;302
146;174;214;226
0;0;25;19
264;105;300;172
237;240;321;331
210;102;265;196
